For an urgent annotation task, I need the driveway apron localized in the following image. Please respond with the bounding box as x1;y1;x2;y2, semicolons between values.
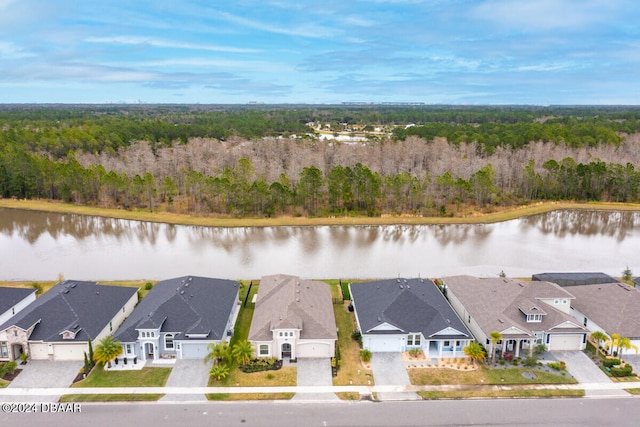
292;358;338;401
6;360;81;402
369;353;420;401
160;359;211;401
550;351;627;397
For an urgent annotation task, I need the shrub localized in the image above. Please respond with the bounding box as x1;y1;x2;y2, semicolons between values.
512;359;519;366
408;348;422;358
144;282;153;290
603;358;621;368
360;349;372;362
499;360;505;366
266;373;274;380
351;329;361;340
4;361;17;375
210;364;230;381
0;363;7;378
610;365;634;377
548;362;562;371
524;356;538;367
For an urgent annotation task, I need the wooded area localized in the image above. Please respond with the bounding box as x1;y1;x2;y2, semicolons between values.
1;105;640;217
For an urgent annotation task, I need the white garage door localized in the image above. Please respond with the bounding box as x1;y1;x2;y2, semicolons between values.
549;334;583;351
366;335;403;352
297;342;333;358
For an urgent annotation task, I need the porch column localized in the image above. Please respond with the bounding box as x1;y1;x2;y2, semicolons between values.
438;341;443;358
452;343;456;358
515;339;521;358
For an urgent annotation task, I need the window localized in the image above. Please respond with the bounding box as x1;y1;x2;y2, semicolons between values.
126;344;132;355
12;307;15;315
455;341;461;347
414;335;421;346
0;341;8;358
109;321;113;332
407;334;421;347
562;299;567;304
165;334;174;350
259;344;269;356
554;299;559;305
279;332;283;337
444;340;450;347
407;335;413;346
583;317;588;327
468;315;471;324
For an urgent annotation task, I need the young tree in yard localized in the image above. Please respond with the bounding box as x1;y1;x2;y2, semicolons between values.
618;337;639;355
489;331;502;364
606;333;621;356
232;340;254;366
93;335;122;368
463;342;486;365
622;266;633;284
590;331;609;354
204;341;231;366
209;364;230;381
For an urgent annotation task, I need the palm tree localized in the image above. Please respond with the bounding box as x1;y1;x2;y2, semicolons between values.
232;340;254;366
489;331;502;364
463;342;486;365
93;335;123;368
590;331;609;355
204;341;231;365
209;364;230;381
618;337;639;356
606;333;621;356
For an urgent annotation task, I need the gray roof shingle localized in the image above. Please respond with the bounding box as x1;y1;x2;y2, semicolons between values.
114;276;239;342
532;272;618;287
248;274;337;342
0;287;35;314
565;282;640;339
0;281;137;342
351;278;471;339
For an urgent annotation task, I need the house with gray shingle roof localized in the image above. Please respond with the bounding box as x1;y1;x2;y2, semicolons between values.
0;281;137;361
113;276;240;361
0;287;37;360
248;274;337;360
566;282;640;356
443;276;587;357
533;272;618;287
350;278;472;357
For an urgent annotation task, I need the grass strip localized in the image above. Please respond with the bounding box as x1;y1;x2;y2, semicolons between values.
72;366;172;388
417;389;584;399
206;393;295;401
59;394;164;402
2;199;639;228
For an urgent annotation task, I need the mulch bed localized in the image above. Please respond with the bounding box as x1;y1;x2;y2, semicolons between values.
1;369;22;382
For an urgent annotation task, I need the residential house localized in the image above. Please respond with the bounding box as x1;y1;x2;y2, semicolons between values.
566;282;640;355
350;278;472;357
0;281;137;361
113;276;240;361
0;287;36;327
248;274;337;360
443;275;588;357
0;287;37;359
532;272;618;287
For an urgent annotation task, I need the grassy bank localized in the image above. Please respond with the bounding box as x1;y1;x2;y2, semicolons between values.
417;389;584;399
0;280;154;298
72;366;171;388
59;394;164;402
409;366;577;386
2;198;640;228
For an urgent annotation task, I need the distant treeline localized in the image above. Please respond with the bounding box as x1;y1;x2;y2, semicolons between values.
2;105;640;217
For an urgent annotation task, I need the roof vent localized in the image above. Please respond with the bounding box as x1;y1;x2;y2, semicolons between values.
377;316;382;322
407;285;410;289
180;290;185;295
397;279;401;283
63;289;70;294
71;283;77;288
185;283;189;287
95;291;99;295
399;285;403;289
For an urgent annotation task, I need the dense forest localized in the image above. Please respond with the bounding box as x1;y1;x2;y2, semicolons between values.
1;104;640;217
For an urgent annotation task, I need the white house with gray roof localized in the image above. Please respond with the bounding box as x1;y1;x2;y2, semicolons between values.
0;281;137;361
248;274;337;360
350;278;472;357
443;276;587;357
566;282;640;355
113;276;240;361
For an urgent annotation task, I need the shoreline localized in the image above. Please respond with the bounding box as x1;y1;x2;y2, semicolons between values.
2;199;640;228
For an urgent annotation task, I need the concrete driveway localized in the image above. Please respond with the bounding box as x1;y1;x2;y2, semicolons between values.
6;360;81;402
370;352;419;401
549;351;609;383
160;359;210;402
292;358;338;401
622;354;640;375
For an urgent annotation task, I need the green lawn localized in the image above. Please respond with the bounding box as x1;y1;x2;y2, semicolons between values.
624;388;640;395
206;392;295;401
72;366;171;388
0;378;9;388
409;366;577;386
59;394;164;402
333;300;373;386
418;389;585;399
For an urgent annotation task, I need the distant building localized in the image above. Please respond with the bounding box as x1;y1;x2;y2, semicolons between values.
532;272;618;287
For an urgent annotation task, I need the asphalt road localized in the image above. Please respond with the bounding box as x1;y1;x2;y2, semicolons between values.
2;398;639;427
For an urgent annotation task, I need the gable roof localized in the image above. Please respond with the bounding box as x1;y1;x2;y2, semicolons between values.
114;276;239;342
566;282;640;339
532;272;618;287
443;275;586;338
0;287;35;314
0;281;137;342
248;274;337;342
350;278;471;339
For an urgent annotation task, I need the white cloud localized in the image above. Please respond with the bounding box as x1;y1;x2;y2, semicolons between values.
85;36;262;53
214;10;335;39
0;41;34;58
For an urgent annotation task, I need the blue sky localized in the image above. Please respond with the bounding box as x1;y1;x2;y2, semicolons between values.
1;0;639;104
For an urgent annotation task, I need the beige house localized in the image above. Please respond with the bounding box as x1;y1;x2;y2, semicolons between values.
443;275;588;357
0;281;138;361
248;274;337;360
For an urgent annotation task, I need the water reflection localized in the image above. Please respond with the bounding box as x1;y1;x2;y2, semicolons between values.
0;208;638;280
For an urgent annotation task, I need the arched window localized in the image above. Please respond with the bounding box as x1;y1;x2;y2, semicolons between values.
165;333;174;349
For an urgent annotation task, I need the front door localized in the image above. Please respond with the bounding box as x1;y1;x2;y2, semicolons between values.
281;343;292;359
145;342;155;360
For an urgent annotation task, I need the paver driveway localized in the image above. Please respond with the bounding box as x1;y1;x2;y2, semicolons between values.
292;358;338;401
370;352;420;401
160;359;210;401
5;360;81;402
